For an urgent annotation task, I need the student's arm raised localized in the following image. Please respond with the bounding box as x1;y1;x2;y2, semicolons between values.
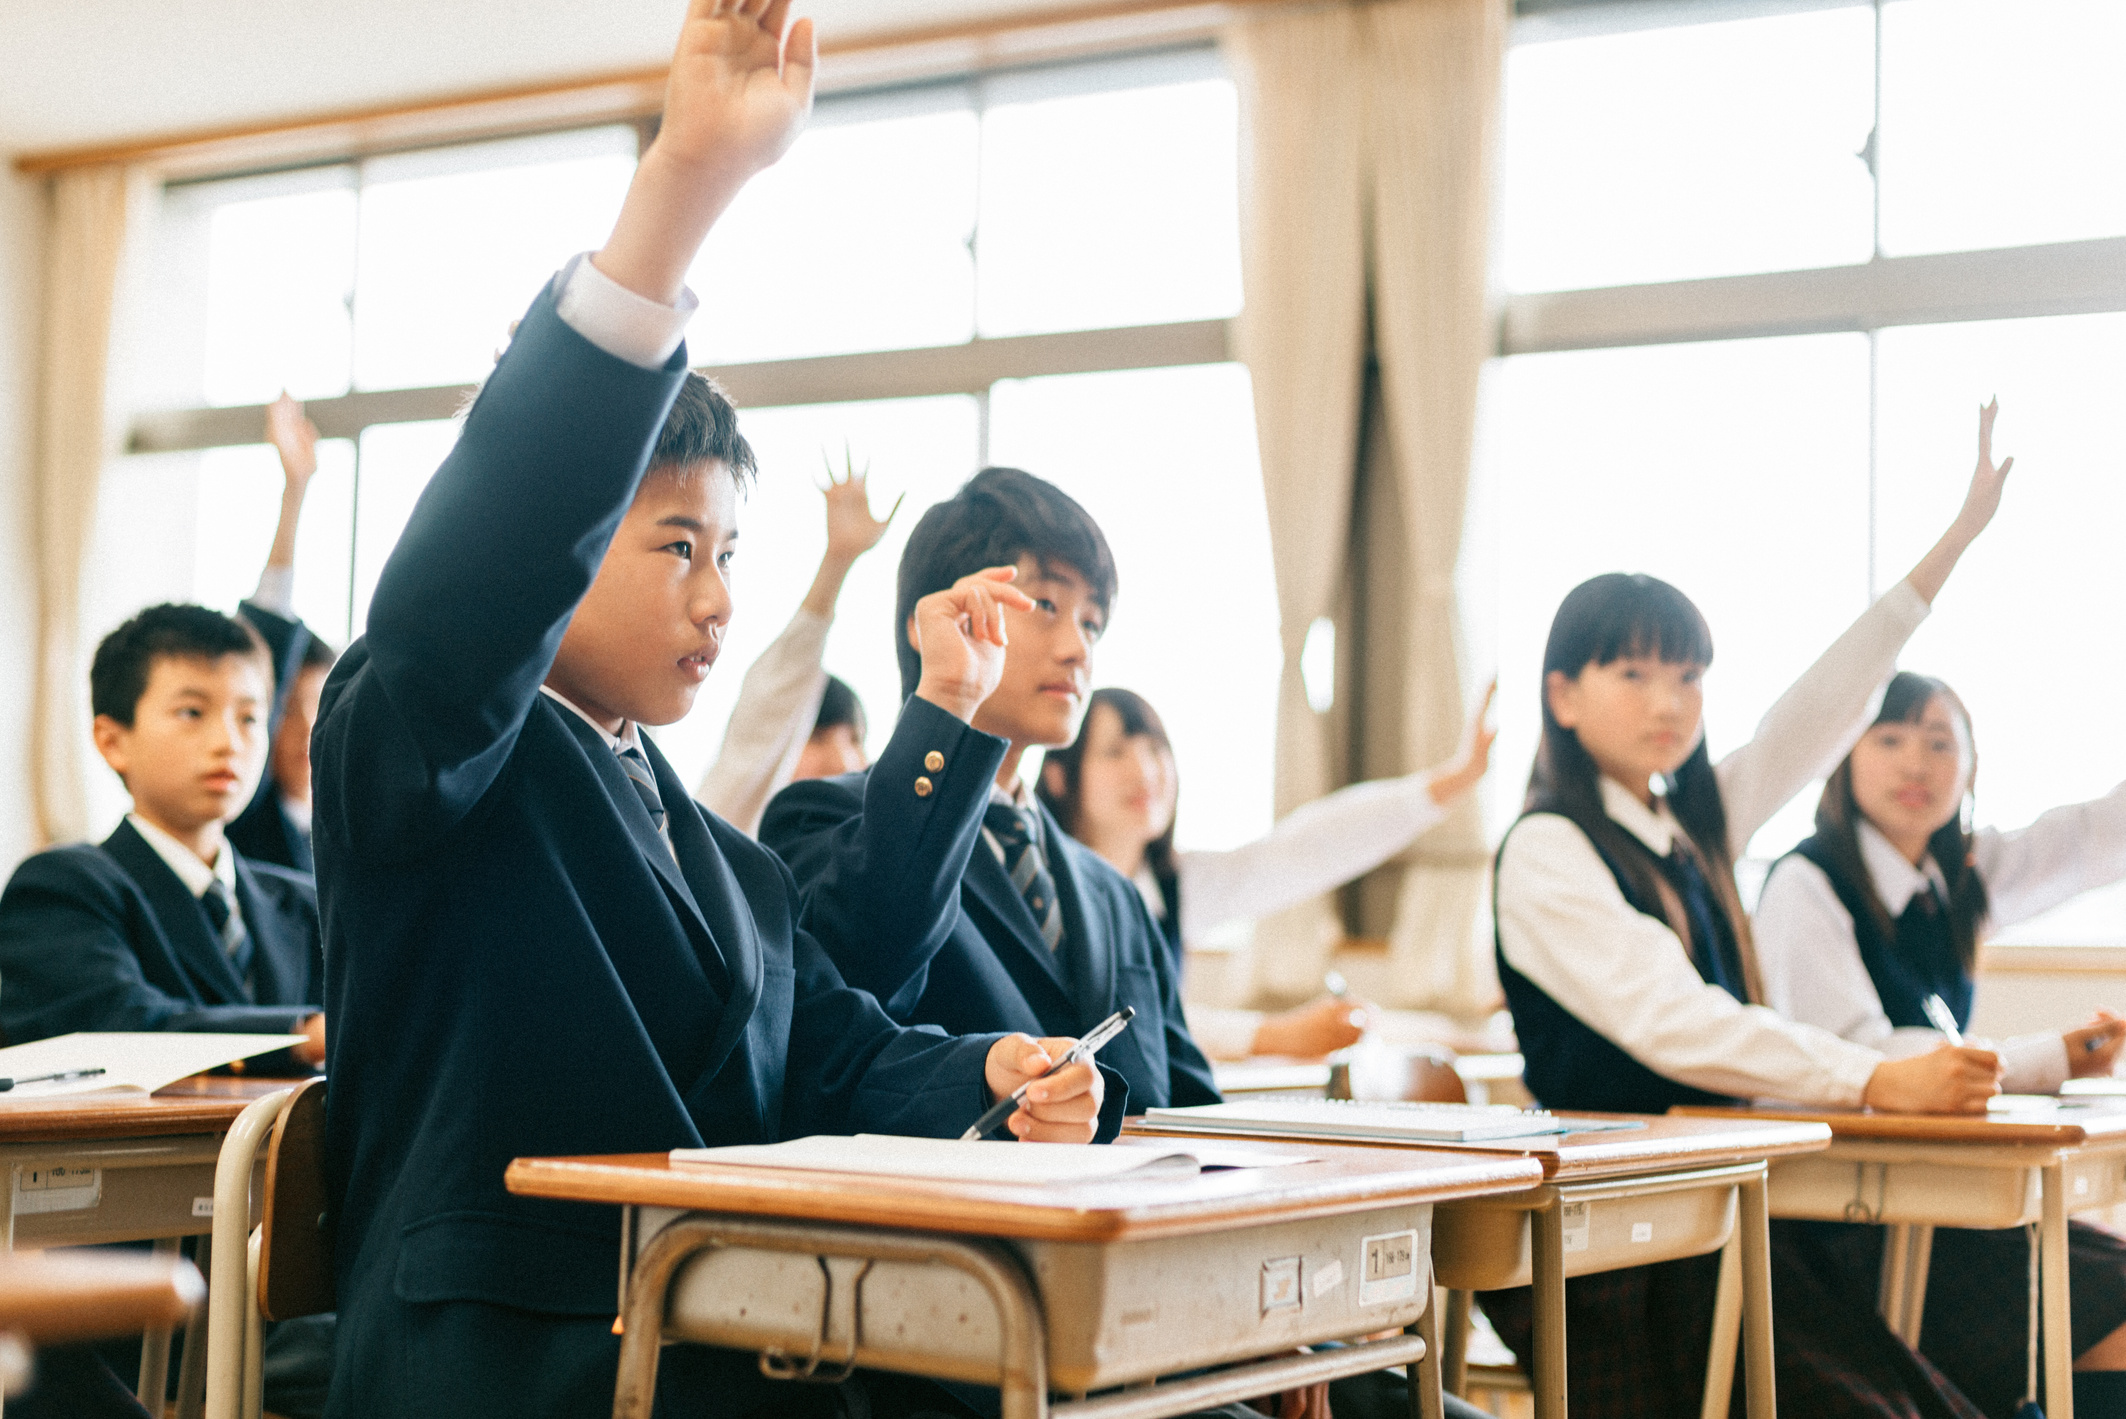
318;0;812;858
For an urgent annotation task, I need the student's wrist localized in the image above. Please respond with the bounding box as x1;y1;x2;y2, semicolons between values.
914;679;982;725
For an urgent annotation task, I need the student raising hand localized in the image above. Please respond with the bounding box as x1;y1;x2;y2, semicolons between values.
983;1035;1105;1142
596;0;817;304
1907;397;2017;604
910;566;1037;723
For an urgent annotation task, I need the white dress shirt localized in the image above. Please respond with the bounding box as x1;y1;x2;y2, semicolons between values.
1494;580;1932;1108
128;813;239;905
1756;782;2126;1092
695;608;831;836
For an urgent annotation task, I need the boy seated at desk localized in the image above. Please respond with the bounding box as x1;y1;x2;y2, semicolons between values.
0;603;326;1066
309;5;1101;1415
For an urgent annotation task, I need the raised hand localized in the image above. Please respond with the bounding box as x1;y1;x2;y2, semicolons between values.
820;448;900;564
264;391;318;488
911;567;1036;723
1426;676;1499;806
1906;398;2019;605
983;1034;1104;1143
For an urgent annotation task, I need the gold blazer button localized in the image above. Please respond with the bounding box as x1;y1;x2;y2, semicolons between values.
914;776;934;797
924;751;945;772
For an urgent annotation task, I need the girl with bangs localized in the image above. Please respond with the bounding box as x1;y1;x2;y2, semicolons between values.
1753;670;2126;1415
1486;404;2019;1419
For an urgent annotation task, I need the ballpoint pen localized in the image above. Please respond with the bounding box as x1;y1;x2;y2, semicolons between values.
961;1007;1134;1142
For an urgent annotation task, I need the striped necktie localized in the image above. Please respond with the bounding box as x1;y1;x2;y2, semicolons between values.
617;746;674;859
983;802;1064;951
200;878;255;991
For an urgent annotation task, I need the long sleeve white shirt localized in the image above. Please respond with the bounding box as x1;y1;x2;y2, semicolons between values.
695;609;832;837
1756;782;2126;1092
1494;580;1932;1108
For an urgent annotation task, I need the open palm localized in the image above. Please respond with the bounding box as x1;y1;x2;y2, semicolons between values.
658;0;815;180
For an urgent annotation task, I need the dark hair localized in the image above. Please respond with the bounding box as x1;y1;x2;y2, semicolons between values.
1038;688;1178;897
648;372;757;487
298;632;339;673
893;467;1117;700
1526;573;1759;996
91;603;269;727
1813;671;1989;969
812;673;867;741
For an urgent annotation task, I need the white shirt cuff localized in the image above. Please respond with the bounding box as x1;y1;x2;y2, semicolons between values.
250;565;296;617
1999;1031;2071;1095
552;252;699;371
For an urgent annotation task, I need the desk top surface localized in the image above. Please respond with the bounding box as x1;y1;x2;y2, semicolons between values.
0;1074;300;1142
1672;1099;2126;1148
505;1135;1547;1243
1125;1113;1832;1181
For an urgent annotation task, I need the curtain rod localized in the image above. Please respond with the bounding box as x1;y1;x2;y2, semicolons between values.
13;0;1313;180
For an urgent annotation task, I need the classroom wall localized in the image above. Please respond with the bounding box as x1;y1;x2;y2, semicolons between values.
0;167;44;878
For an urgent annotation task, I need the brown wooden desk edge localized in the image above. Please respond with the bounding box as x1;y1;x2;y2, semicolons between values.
506;1146;1548;1243
0;1075;303;1142
1671;1102;2126;1147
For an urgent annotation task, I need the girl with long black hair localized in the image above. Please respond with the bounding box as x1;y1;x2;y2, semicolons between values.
1487;404;2019;1417
1753;670;2126;1414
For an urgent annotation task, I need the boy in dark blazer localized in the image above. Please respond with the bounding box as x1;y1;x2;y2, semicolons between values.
0;603;326;1061
762;468;1221;1119
310;6;1101;1416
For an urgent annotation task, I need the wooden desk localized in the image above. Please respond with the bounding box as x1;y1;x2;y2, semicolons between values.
508;1135;1545;1419
0;1249;203;1343
0;1074;298;1417
1127;1113;1832;1419
1675;1099;2126;1419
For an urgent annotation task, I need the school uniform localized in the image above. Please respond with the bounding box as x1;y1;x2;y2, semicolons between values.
312;259;1010;1419
229;583;319;874
1756;801;2126;1416
1488;580;1985;1418
0;814;320;1049
762;714;1218;1125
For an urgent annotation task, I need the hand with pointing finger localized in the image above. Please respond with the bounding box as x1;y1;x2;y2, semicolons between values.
911;567;1036;723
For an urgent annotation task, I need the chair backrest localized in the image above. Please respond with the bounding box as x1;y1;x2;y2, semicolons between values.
1331;1046;1469;1105
256;1077;333;1321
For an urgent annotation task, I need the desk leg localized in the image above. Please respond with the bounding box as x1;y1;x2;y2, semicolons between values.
1530;1198;1566;1419
1738;1173;1777;1419
1412;1304;1444;1419
1441;1289;1470;1395
1879;1224;1912;1334
139;1237;182;1410
1699;1234;1741;1419
1902;1224;1935;1348
2043;1164;2074;1419
174;1239;209;1419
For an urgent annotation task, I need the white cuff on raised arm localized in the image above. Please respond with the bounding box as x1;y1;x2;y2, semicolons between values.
251;565;297;617
553;252;699;371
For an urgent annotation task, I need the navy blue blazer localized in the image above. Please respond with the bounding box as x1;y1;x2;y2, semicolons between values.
0;818;320;1046
228;599;316;874
312;283;1003;1419
762;697;1220;1120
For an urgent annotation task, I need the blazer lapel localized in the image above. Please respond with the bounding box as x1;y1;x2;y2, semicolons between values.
648;741;761;1089
961;837;1075;1005
103;822;250;1005
230;857;301;1005
1039;810;1115;1030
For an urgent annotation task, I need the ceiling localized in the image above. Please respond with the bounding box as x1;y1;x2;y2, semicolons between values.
0;0;1067;155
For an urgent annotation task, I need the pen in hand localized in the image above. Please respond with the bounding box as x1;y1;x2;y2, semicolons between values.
962;1007;1134;1142
1922;994;1965;1047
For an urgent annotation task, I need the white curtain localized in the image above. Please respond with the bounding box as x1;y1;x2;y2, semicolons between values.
33;165;151;848
1229;0;1506;1010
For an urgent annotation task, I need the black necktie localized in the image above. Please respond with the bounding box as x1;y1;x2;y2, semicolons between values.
618;746;674;859
984;802;1064;951
200;879;255;991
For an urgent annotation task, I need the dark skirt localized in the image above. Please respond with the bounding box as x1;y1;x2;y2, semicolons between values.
1476;1221;1984;1418
1800;1217;2126;1419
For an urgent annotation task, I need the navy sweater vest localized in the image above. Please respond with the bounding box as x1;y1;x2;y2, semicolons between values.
1783;834;1972;1032
1497;812;1748;1113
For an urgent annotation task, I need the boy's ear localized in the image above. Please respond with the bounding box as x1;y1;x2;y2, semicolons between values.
91;714;131;782
1543;669;1579;729
905;612;920;653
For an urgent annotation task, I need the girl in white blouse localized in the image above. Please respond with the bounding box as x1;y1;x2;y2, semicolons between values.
1753;669;2126;1414
1487;403;2019;1419
1037;684;1495;1059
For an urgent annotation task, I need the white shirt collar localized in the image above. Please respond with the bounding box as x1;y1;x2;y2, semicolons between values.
1856;817;1949;915
1598;775;1679;855
127;813;237;901
539;685;642;755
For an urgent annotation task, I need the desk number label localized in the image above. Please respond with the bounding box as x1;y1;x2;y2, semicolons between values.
1561;1202;1589;1254
1359;1230;1419;1306
1261;1256;1302;1313
15;1164;100;1215
1631;1221;1654;1243
193;1198;215;1218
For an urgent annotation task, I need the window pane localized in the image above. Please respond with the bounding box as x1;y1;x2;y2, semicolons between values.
1880;0;2126;256
1873;313;2126;943
199;171;357;406
987;364;1276;852
352;420;462;635
194;441;358;643
977;55;1241;336
1500;9;1875;293
353;129;637;390
652;395;982;789
1469;334;1872;859
687;92;979;365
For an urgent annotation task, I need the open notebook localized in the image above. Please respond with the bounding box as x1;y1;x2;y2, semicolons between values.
1141;1099;1574;1143
0;1033;308;1098
671;1135;1212;1185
